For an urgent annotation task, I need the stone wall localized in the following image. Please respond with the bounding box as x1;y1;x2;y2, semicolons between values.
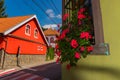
0;49;46;69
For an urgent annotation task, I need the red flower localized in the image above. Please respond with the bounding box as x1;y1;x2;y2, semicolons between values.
66;64;71;70
80;46;85;51
89;35;92;39
60;32;66;40
87;46;93;52
75;52;80;59
56;51;61;57
56;57;60;63
70;39;78;48
79;8;86;13
78;14;86;19
55;44;59;49
63;13;69;21
78;8;86;20
63;28;69;34
80;32;91;40
59;29;69;40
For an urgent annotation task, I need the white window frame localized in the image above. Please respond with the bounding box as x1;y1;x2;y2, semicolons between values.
34;28;38;38
25;24;31;36
37;46;43;51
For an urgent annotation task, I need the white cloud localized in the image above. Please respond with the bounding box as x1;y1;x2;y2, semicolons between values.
49;13;55;18
46;9;55;18
42;24;58;29
46;9;53;14
56;14;62;19
46;9;62;19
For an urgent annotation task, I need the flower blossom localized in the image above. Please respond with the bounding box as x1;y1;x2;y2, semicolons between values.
80;46;85;52
63;13;69;21
78;8;86;20
55;44;59;49
80;32;92;40
87;46;93;52
56;57;60;63
78;8;86;13
78;14;86;19
70;39;78;48
59;28;69;40
75;52;80;59
56;51;61;57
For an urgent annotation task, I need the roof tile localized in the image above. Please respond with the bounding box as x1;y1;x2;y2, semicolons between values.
44;28;60;36
0;15;32;33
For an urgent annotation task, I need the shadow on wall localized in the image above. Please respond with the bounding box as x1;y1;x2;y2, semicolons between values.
62;64;120;80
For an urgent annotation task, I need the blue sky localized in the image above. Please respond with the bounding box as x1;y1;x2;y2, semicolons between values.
5;0;62;29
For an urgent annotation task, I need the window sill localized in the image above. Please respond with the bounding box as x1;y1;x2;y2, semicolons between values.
90;43;110;55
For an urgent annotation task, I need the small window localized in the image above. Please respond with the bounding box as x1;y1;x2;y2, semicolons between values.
34;29;38;38
25;24;31;36
50;37;54;43
37;46;43;51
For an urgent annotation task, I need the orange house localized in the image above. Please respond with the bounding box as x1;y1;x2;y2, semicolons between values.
0;15;48;55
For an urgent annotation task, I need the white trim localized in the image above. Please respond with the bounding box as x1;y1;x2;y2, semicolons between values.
34;15;49;46
37;46;43;51
25;24;31;36
3;15;36;35
3;15;49;46
34;28;38;38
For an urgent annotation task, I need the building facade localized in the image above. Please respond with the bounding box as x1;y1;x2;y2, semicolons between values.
0;15;48;68
0;15;48;55
44;28;60;48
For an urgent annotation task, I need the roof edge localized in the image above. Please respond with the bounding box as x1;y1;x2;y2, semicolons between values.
34;16;49;46
3;15;35;35
3;15;49;46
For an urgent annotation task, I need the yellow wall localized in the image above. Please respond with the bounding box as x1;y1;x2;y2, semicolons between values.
62;0;120;80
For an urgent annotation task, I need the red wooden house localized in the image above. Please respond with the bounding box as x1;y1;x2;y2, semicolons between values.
0;15;48;55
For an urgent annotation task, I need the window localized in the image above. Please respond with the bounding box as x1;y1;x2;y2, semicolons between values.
34;29;38;38
37;46;43;51
25;24;31;36
62;0;109;54
50;37;54;43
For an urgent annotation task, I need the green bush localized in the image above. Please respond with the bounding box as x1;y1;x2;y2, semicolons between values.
46;47;54;60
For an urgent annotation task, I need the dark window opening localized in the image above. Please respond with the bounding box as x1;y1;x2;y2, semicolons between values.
50;37;54;43
34;29;38;38
25;25;31;35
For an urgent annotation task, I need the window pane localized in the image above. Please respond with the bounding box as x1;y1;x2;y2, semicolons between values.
25;25;30;35
34;29;38;37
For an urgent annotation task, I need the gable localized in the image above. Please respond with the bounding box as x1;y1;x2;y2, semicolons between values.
0;15;32;33
0;15;48;46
